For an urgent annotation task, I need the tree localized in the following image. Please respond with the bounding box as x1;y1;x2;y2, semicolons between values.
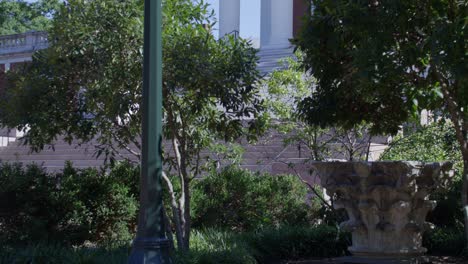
264;51;332;162
1;0;264;251
294;0;468;242
264;50;373;163
0;0;61;35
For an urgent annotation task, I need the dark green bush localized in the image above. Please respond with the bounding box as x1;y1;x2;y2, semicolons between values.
191;166;319;231
58;163;138;244
0;162;63;243
0;244;130;264
244;225;349;263
174;225;349;264
423;227;466;256
1;226;349;264
0;161;138;245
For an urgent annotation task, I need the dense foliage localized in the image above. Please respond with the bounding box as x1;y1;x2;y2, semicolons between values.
424;228;466;256
0;162;138;245
191;166;319;231
381;122;461;163
0;162;318;246
295;0;467;135
1;160;466;261
0;0;60;35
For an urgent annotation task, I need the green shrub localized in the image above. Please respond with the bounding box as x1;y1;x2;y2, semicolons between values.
381;122;461;163
244;225;349;263
423;227;466;256
380;122;464;229
0;163;62;243
58;163;138;244
191;166;319;231
0;226;349;263
175;225;349;264
0;161;138;246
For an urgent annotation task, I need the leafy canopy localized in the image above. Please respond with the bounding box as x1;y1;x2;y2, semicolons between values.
381;122;461;163
294;0;467;135
0;0;61;35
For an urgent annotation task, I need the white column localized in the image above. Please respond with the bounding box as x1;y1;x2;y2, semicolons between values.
219;0;240;38
260;0;293;49
5;62;10;72
240;0;261;48
205;0;220;39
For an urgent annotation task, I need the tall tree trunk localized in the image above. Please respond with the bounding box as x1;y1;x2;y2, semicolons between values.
177;143;191;251
182;179;191;250
162;172;184;250
440;84;468;247
460;147;468;247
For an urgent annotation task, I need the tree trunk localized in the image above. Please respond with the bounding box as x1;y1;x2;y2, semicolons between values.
453;126;468;247
461;149;468;248
162;172;184;250
182;179;191;250
440;84;468;247
162;206;175;251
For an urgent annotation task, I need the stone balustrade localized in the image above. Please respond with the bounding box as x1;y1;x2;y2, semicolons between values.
0;31;48;56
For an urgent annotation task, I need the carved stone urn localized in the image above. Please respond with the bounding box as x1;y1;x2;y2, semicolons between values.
313;161;452;257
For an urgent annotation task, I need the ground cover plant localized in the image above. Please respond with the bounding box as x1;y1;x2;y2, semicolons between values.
0;225;349;264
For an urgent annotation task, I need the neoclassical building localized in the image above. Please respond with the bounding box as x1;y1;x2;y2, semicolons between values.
0;31;49;146
209;0;308;49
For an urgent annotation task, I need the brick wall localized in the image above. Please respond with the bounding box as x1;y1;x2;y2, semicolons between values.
293;0;309;37
10;61;27;72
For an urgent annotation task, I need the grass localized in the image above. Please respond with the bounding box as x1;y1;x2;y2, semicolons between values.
0;244;130;264
0;225;349;264
4;225;465;264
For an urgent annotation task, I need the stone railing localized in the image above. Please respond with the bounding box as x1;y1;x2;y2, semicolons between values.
0;31;49;56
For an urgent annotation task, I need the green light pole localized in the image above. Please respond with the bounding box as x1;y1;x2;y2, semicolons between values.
128;0;171;263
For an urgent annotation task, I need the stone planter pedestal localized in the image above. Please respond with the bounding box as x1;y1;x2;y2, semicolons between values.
313;161;452;257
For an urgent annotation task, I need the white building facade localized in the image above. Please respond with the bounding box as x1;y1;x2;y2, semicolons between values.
207;0;308;49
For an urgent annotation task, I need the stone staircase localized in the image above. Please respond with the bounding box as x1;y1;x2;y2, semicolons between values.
0;130;304;174
257;46;295;75
0;137;138;172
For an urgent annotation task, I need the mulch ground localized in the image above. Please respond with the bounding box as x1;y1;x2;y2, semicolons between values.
287;256;468;264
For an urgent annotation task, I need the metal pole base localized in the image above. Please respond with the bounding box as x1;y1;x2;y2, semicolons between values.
128;238;172;264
